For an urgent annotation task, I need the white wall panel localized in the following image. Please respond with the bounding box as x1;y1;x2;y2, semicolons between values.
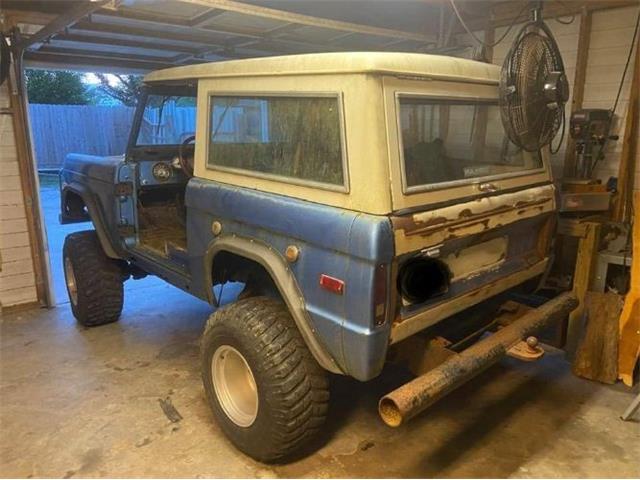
0;82;37;309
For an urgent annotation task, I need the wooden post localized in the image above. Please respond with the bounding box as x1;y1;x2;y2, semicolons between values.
612;30;639;223
563;7;592;178
566;221;601;357
7;43;52;307
618;192;640;386
470;25;494;160
481;23;495;64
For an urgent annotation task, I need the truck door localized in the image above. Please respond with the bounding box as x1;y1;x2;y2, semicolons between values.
115;162;138;248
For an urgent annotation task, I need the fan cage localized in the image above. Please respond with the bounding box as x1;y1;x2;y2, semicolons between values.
499;20;568;153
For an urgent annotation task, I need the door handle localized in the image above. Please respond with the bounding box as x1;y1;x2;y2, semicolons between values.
478;182;499;193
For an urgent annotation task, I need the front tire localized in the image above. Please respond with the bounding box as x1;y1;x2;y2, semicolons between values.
63;230;125;326
201;297;329;462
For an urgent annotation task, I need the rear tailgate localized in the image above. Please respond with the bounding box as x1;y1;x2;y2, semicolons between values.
390;183;556;343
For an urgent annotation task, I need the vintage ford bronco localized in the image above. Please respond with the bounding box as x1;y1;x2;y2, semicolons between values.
60;52;577;462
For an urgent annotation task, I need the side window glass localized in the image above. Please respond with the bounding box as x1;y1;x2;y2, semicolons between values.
208;96;345;186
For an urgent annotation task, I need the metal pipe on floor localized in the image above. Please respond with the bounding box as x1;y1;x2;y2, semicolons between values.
379;292;579;427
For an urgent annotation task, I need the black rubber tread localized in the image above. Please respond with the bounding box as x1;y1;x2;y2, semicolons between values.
63;230;124;326
201;296;329;462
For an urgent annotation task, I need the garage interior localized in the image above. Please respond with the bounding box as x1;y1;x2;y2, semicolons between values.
1;0;639;477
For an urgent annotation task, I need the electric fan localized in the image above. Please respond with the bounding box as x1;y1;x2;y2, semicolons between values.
499;2;569;152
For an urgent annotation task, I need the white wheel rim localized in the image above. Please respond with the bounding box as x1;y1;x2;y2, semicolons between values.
212;345;258;427
64;256;78;306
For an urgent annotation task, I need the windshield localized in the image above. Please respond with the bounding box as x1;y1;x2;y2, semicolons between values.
399;97;543;190
135;94;197;146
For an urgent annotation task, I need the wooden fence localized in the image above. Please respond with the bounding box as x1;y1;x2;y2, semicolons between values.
29;104;135;169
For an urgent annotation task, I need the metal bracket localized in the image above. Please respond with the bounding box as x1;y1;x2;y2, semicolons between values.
114;182;133;196
506;336;545;362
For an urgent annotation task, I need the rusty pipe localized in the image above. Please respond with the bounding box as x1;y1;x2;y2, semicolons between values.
379;292;578;427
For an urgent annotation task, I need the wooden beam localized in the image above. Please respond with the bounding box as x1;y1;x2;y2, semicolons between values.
94;7;195;26
52;32;202;54
36;45;180;65
458;0;638;33
1;9;56;27
481;20;495;63
14;0;110;51
73;19;228;45
563;7;592;178
188;8;226;27
618;191;640;386
23;50;176;73
6;45;51;307
90;9;409;55
566;221;602;358
170;44;248;64
178;0;436;43
80;16;300;49
470;21;493;157
226;35;345;55
612;29;640;223
263;23;302;39
73;18;347;58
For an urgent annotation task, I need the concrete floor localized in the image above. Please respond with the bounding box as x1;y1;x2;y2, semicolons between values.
2;296;639;478
1;179;638;478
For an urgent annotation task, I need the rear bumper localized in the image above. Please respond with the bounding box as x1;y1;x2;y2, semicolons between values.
390;258;550;344
379;292;578;426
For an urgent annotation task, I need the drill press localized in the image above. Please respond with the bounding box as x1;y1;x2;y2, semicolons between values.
560;108;616;213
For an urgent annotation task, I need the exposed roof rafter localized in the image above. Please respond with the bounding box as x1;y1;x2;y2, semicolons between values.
178;0;437;43
8;0;636;74
14;0;111;51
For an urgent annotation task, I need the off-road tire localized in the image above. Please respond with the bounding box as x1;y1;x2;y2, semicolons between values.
63;230;124;326
201;297;329;462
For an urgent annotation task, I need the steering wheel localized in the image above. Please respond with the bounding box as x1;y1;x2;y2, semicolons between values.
178;135;196;177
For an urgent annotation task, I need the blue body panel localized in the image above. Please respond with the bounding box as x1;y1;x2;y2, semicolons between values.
186;178;395;380
60;153;551;381
61;155;396;380
60;154;129;258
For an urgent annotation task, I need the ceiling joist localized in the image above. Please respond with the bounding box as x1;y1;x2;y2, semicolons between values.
178;0;436;43
5;0;637;73
14;0;111;51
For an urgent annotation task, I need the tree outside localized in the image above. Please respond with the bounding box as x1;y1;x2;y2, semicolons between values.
25;69;145;106
25;69;90;105
93;73;144;107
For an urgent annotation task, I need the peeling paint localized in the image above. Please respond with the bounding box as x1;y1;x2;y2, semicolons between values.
392;185;555;255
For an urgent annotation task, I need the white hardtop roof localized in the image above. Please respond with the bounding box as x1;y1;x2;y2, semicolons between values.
144;52;500;85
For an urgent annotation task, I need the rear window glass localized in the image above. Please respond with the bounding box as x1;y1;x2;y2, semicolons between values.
208;95;345;187
399;97;543;189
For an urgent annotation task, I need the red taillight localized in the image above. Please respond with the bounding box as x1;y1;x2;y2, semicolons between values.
373;264;388;326
319;274;345;295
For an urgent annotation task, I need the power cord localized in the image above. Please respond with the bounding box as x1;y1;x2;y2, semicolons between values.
588;7;640;177
448;0;530;48
449;0;575;49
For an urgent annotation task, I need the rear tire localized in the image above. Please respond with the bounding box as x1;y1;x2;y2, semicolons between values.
63;230;125;326
201;297;329;462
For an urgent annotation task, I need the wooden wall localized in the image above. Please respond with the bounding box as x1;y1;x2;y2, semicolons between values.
585;5;639;192
460;4;639;191
0;82;38;309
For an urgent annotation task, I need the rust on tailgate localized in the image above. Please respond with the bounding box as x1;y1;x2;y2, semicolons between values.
391;184;555;255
